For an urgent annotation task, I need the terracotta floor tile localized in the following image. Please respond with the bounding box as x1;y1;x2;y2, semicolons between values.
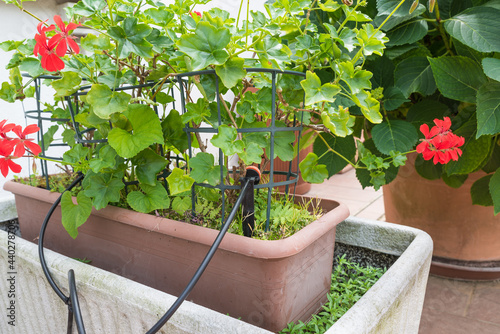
422;276;474;317
467;282;500;325
419;307;500;334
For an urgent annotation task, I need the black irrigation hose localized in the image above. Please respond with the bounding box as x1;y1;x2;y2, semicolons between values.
38;172;256;333
146;177;255;333
38;173;85;303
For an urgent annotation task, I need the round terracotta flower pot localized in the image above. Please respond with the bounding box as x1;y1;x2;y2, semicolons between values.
383;154;500;280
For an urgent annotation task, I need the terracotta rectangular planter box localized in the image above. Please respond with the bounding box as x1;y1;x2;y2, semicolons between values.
4;180;349;332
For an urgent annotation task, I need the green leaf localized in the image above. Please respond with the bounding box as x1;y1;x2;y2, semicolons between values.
394;56;436;98
171;196;191;214
81;34;112;52
428;56;487;103
51;72;82;97
406;99;449;125
61;192;92;239
313;132;356;177
181;98;210;124
383;86;409;111
89;145;119;173
176;21;230;70
86;84;131;119
19;58;43;78
476;81;500;138
239;142;264;165
356;24;389;57
299;153;329;184
63;144;89;165
108;104;163;158
490;168;500;214
162;109;189;152
320;105;355;137
365;56;394;89
40;125;58;151
375;0;426;31
442;173;468;188
215;57;246;89
386;18;428;47
444;135;491;176
133;149;168;186
339;62;372;94
318;0;341;12
210;125;244;156
108;17;154;58
300;71;340;106
83;172;125;210
144;8;174;25
71;0;106;16
189;152;225;186
127;182;169;213
372;120;419;155
268;123;296;161
482;58;500;82
352;90;382;124
471;175;494;206
444;7;500;53
0;82;16;103
166;168;195;195
415;154;442;180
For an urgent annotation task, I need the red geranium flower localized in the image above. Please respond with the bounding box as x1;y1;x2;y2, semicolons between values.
34;32;65;72
54;15;80;55
416;117;465;165
0;156;22;177
11;124;42;157
190;11;202;18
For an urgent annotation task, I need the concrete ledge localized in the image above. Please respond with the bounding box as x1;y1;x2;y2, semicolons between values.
0;196;17;222
328;217;433;334
0;230;272;334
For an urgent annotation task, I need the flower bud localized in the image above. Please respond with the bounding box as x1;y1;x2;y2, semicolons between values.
342;0;353;5
429;0;435;13
410;0;419;14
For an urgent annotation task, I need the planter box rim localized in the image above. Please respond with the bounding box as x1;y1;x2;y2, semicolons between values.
4;180;350;260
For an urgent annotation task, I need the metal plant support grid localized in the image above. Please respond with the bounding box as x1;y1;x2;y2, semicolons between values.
34;68;307;333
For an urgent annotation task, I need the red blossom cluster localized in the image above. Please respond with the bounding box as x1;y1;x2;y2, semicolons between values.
34;15;80;72
0;120;41;177
416;117;465;165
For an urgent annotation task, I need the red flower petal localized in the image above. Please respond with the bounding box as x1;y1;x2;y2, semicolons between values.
67;38;80;54
22;124;40;136
24;141;42;156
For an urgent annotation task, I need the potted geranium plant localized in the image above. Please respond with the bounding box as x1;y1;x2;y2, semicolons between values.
331;0;500;279
0;0;447;330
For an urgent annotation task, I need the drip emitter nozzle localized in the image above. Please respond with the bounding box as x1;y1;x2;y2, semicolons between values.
241;166;261;237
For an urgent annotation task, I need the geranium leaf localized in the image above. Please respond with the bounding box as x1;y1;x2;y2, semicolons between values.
394;56;436;98
299;152;328;184
375;0;426;31
108;17;154;58
83;172;125;210
490;168;500;215
89;145;119;173
181;98;210;124
210;125;244;156
0;82;16;103
444;7;500;53
61;192;92;239
320;106;355;137
51;72;82;97
171;196;191;214
166;167;195;195
19;58;43;78
357;24;388;57
313;132;356;177
176;21;230;70
239;141;264;165
162;109;189;152
215;57;246;89
372;120;419;155
268;122;296;161
352;90;382;124
428;56;487;103
86;84;131;119
476;82;500;138
108;104;163;158
406;99;448;126
482;58;500;82
81;33;112;52
133;149;168;186
144;8;174;25
127;182;169;213
189;152;225;186
300;71;340;106
318;0;341;12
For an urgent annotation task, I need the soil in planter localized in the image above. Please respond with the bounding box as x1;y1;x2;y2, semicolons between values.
279;243;398;334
